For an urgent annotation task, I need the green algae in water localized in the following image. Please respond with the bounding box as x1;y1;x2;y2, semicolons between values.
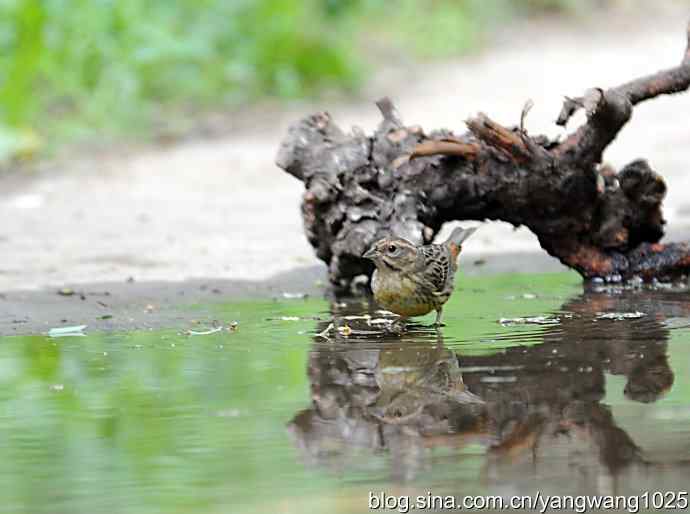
1;271;690;514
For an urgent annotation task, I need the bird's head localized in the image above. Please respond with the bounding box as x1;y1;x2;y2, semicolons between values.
362;237;418;271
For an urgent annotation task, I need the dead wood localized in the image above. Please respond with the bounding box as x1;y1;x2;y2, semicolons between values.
276;21;690;290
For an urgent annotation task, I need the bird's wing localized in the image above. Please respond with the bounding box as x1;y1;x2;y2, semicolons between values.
420;244;453;293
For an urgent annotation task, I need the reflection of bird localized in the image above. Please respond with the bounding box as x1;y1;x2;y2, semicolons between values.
363;226;477;326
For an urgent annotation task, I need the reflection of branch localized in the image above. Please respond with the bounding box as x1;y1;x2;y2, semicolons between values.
624;354;674;402
590;403;643;473
371;404;425;425
291;289;680;480
490;414;544;460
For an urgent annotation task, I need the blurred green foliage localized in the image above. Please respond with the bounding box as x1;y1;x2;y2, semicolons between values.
0;0;593;162
0;0;361;159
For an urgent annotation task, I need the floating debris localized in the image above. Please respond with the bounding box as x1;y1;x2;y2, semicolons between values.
315;323;334;339
460;365;525;373
663;317;690;329
266;315;320;322
316;318;391;339
48;325;87;338
57;288;75;296
369;318;394;326
186;327;223;336
341;314;371;321
145;304;156;313
522;293;537;300
49;384;64;392
596;311;646;321
183;321;237;336
628;276;644;287
337;324;353;337
480;376;517;383
499;316;560;326
281;292;308;299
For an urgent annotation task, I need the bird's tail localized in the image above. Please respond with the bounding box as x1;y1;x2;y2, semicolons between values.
446;226;478;246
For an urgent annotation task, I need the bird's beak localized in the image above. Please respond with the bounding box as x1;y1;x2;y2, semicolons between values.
362;246;379;260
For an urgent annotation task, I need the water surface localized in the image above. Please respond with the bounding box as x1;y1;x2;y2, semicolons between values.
1;272;689;513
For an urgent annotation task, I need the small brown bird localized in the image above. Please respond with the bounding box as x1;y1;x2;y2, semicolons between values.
363;226;477;326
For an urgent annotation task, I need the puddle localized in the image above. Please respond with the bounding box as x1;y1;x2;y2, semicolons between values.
1;272;690;513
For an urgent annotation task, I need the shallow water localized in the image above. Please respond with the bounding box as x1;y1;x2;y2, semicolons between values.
2;272;690;513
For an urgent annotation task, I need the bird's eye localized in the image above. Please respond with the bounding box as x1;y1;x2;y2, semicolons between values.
387;244;397;254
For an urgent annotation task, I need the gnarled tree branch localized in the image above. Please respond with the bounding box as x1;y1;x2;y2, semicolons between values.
276;20;690;290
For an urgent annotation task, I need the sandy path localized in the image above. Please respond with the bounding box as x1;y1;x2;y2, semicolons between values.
2;9;689;292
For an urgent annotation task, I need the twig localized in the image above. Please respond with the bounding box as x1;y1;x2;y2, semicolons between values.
186;327;223;336
410;140;480;160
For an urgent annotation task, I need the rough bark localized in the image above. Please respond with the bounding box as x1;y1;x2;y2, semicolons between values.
276;22;690;291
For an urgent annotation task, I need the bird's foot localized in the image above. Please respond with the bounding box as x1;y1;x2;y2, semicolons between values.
433;310;444;328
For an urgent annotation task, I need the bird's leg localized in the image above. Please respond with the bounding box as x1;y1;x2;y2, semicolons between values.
434;308;444;327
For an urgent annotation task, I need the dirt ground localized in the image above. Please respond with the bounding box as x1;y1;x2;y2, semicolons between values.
2;7;690;334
